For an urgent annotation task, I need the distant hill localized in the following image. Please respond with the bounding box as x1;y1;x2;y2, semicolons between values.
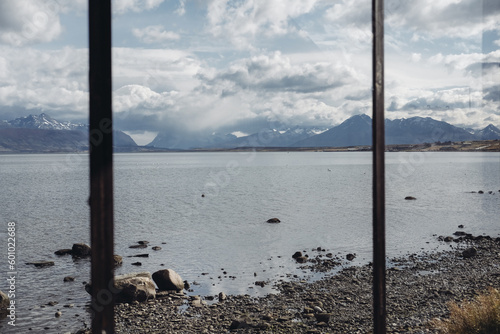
293;114;372;147
293;115;499;147
148;126;328;150
148;114;499;150
0;113;137;153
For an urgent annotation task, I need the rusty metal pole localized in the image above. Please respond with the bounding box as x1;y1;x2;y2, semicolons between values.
89;0;115;333
372;0;386;333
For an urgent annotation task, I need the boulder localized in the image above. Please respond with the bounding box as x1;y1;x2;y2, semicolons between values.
404;196;417;200
138;241;149;245
152;246;162;251
72;243;91;257
292;251;303;259
346;253;356;261
55;249;73;256
152;269;184;292
86;272;156;303
0;291;9;311
63;276;75;282
266;218;280;223
114;272;156;303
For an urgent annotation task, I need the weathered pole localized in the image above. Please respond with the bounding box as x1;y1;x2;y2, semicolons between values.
372;0;386;333
89;0;115;332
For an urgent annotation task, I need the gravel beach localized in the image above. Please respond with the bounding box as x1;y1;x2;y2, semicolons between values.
90;234;500;334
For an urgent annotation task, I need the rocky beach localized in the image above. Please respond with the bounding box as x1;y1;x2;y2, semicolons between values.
88;234;500;334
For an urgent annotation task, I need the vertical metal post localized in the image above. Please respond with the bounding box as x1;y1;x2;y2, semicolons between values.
372;0;386;333
89;0;114;333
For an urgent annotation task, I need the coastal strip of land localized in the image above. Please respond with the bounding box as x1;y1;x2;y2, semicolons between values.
98;235;500;334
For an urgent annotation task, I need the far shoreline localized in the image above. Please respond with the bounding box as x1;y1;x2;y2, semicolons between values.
0;139;499;154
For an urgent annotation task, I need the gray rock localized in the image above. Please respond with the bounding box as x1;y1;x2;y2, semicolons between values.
72;243;91;257
55;249;73;256
129;244;147;249
462;247;477;259
114;255;123;266
0;291;9;311
114;272;156;303
26;261;55;268
152;269;184;292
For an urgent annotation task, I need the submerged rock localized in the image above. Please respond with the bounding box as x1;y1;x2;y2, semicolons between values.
55;249;73;256
26;261;55;268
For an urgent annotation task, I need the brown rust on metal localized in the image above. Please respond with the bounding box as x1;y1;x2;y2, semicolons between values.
89;0;115;333
372;0;386;333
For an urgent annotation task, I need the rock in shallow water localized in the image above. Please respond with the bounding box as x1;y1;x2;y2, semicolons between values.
152;269;184;292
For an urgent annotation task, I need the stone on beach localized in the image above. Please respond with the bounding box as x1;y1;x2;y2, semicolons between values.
114;272;156;303
86;272;156;303
152;269;184;292
462;247;478;259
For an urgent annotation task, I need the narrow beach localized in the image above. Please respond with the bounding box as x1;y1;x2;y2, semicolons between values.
98;235;500;334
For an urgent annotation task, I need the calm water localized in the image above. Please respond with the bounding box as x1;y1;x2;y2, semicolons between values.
0;151;499;332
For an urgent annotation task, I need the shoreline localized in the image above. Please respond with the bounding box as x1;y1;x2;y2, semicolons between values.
102;235;500;333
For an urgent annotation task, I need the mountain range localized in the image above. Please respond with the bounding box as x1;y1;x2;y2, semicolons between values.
0;113;137;153
148;114;500;149
1;113;499;153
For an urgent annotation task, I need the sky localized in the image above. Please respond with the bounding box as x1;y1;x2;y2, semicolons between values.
0;0;499;145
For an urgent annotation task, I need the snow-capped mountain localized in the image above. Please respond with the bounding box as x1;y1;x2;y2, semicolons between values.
293;115;499;147
8;113;86;131
0;113;137;152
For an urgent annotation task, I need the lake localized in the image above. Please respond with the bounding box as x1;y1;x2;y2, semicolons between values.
0;151;499;332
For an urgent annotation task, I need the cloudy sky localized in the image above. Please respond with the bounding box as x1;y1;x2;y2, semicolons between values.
0;0;499;144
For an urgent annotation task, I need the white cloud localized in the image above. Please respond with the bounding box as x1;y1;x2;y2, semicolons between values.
113;0;165;14
0;0;62;46
206;0;319;49
386;0;500;39
175;0;186;16
132;25;180;44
